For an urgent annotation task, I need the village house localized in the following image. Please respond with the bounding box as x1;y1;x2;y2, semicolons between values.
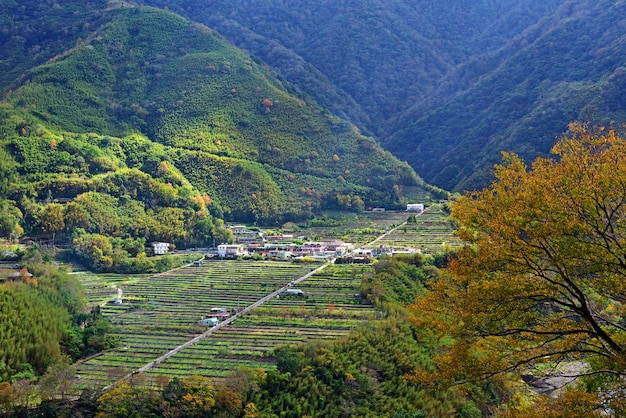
151;242;170;255
302;242;326;255
265;234;294;243
230;225;264;244
217;244;247;258
230;225;248;234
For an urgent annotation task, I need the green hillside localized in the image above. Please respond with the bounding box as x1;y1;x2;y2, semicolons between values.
140;0;626;192
0;3;435;246
144;0;566;137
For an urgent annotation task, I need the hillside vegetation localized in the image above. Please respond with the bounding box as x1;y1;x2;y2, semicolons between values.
141;0;626;191
0;2;437;249
387;0;626;190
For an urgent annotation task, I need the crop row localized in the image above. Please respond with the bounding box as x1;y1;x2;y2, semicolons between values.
75;263;374;387
136;264;375;380
367;205;461;253
75;260;320;388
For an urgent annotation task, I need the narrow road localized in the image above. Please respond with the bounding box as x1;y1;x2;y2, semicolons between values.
105;260;333;389
104;208;430;389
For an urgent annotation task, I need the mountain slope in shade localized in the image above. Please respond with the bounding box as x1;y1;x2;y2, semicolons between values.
386;0;626;191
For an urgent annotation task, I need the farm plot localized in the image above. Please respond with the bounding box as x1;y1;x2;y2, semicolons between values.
367;204;461;254
74;260;320;389
304;211;408;245
71;272;148;306
141;264;377;380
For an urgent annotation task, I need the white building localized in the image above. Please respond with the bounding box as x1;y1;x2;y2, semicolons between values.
152;242;170;255
231;225;248;234
406;203;424;212
217;244;247;258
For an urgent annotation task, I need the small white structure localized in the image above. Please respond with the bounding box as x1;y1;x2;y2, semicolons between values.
199;317;219;327
353;248;373;258
279;288;304;297
217;244;247;258
152;242;170;255
114;287;123;305
391;247;420;256
406;203;424;212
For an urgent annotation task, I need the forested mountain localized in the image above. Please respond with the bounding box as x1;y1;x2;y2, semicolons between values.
388;0;626;190
3;0;623;201
0;0;434;247
143;0;565;134
139;0;626;191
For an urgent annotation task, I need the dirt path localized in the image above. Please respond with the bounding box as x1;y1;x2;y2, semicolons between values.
104;260;332;389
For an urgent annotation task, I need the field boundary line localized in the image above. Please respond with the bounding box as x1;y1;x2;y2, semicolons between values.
104;260;332;390
366;206;430;247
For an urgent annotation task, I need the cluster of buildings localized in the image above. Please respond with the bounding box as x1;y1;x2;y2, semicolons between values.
152;202;427;260
213;224;420;261
216;238;350;261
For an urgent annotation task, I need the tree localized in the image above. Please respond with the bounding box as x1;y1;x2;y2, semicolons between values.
0;382;14;415
39;203;65;236
411;125;626;403
38;359;76;402
160;375;216;417
178;375;215;417
63;202;91;232
0;200;23;239
96;381;157;418
211;218;234;245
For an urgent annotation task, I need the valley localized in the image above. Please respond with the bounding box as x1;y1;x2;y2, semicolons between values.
73;206;455;390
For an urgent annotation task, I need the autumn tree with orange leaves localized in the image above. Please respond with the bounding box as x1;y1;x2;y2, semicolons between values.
411;124;626;413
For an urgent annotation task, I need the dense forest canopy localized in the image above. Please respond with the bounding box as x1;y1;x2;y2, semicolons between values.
0;1;439;249
140;0;626;191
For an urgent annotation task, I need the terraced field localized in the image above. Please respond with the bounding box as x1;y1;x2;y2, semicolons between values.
305;210;409;245
75;261;374;389
366;204;461;254
147;264;373;380
74;208;457;389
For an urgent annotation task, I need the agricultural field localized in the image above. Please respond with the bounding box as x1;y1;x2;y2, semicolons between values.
302;210;409;245
365;204;461;254
146;264;374;380
74;261;374;389
73;208;457;389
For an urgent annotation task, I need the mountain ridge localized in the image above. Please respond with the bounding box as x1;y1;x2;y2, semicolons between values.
138;0;626;191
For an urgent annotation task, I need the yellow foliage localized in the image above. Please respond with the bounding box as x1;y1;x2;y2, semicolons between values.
409;125;626;411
